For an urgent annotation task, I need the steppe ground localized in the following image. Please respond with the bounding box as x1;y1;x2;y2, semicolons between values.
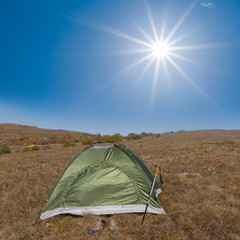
0;130;240;240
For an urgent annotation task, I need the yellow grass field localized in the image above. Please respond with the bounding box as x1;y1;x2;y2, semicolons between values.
0;126;240;239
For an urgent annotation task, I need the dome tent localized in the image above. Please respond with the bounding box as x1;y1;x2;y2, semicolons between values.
40;142;165;220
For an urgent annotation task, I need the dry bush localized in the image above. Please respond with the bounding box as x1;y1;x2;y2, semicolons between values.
82;133;123;145
82;138;94;145
101;133;123;142
127;133;143;141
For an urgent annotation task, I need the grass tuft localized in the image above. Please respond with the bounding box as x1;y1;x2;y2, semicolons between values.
22;146;31;152
31;145;40;151
63;142;76;148
0;144;11;154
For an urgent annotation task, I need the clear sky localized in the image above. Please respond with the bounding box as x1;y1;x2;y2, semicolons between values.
1;0;240;135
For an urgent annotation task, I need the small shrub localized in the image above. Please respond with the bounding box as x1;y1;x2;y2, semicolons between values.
31;136;39;145
15;149;21;153
72;137;80;143
22;136;31;145
0;145;11;154
96;133;102;141
8;137;17;145
181;224;192;232
82;138;94;145
111;133;123;142
101;133;123;143
63;142;76;148
22;147;31;152
140;132;154;136
38;138;48;145
43;145;51;150
31;146;40;151
48;136;58;144
127;133;143;141
100;135;111;142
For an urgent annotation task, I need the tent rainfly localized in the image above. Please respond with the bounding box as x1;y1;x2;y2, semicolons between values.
40;142;165;220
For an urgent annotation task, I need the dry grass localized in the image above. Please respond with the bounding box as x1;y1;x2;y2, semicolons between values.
0;123;92;145
0;129;240;239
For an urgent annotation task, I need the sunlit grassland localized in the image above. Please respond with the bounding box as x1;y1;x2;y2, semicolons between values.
0;130;240;239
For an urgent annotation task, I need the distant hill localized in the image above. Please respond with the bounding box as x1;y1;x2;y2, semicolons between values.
0;123;93;144
1;123;240;145
159;129;240;143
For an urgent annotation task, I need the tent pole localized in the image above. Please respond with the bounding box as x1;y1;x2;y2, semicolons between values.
141;167;159;224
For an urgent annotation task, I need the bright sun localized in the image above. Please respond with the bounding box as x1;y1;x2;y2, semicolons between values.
151;41;169;59
97;1;216;105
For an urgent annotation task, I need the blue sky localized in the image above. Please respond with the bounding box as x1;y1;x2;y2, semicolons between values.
1;0;240;135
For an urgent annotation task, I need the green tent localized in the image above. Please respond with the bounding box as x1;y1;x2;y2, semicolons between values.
40;143;165;220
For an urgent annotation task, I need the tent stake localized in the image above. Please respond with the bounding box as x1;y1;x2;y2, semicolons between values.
34;199;47;224
141;167;159;224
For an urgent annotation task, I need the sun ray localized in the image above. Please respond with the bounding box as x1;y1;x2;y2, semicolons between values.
167;28;198;47
115;53;154;79
165;0;197;43
103;27;153;48
169;43;226;51
168;51;228;74
145;0;159;42
129;19;155;44
166;55;215;103
159;11;167;42
136;56;155;83
168;51;202;66
151;57;161;106
162;58;173;88
67;14;153;48
166;55;225;112
111;48;152;56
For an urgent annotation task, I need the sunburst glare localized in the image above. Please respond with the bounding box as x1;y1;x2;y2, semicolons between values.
70;1;224;108
97;1;221;106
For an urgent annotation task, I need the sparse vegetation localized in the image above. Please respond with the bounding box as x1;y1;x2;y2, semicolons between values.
100;133;123;142
141;132;154;137
82;133;123;145
1;123;92;147
63;142;76;148
31;145;40;151
48;136;59;144
0;144;11;154
8;135;82;146
127;133;143;140
1;128;240;239
82;138;94;145
22;146;31;152
43;145;51;150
